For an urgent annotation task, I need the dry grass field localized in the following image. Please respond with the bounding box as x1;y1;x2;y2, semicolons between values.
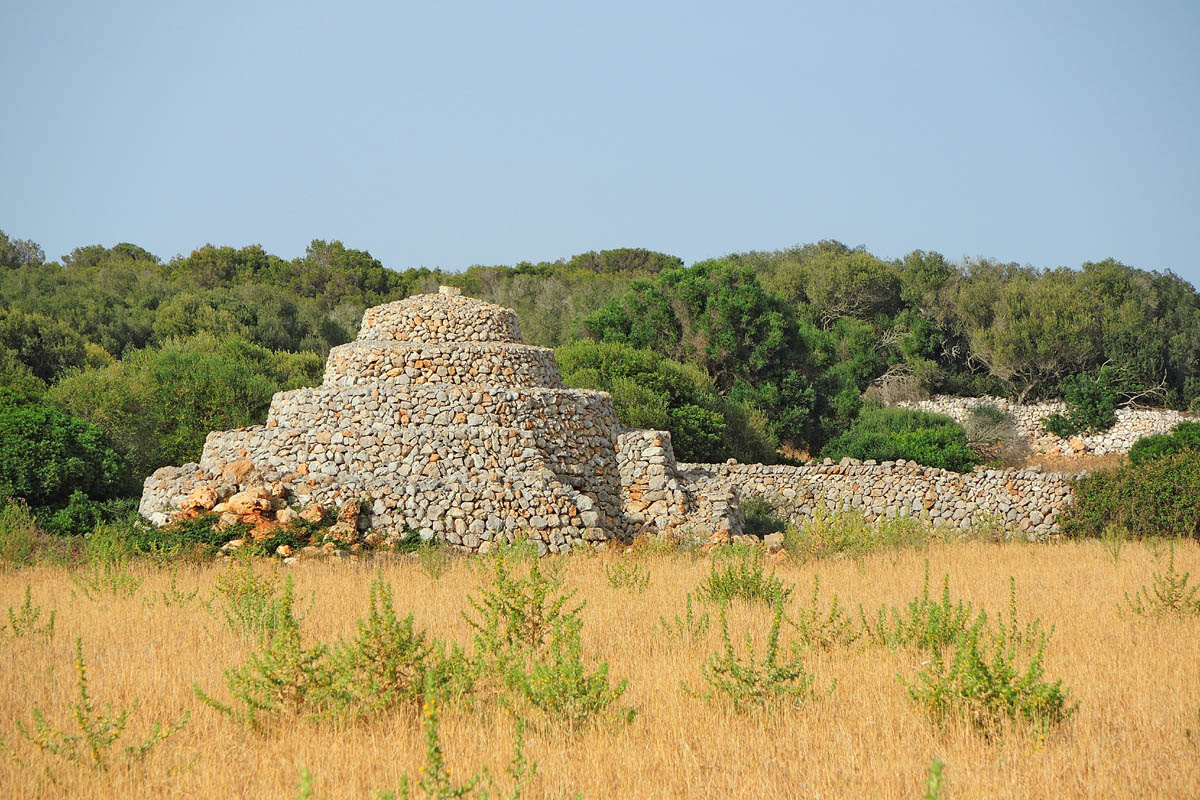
1;538;1198;799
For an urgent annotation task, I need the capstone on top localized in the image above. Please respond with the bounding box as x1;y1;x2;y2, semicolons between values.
356;290;523;344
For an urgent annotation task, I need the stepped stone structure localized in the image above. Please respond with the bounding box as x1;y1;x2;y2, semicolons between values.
139;287;740;553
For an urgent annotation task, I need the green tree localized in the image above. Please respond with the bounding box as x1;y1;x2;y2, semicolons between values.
0;308;88;382
556;339;777;463
0;230;44;268
47;334;323;480
0;389;132;507
583;260;818;446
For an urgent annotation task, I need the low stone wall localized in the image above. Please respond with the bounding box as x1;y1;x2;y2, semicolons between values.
898;395;1188;455
683;460;1074;539
323;342;563;390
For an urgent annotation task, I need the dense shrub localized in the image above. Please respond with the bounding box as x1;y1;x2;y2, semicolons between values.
0;390;132;509
556;339;777;463
47;334;323;480
1060;451;1200;538
820;406;976;473
1128;421;1200;466
1041;366;1135;438
741;495;788;536
40;492;138;537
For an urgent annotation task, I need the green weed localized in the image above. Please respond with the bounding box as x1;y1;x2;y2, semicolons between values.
604;558;651;592
1;638;188;774
904;618;1075;736
697;545;791;606
789;575;859;651
5;584;55;639
194;576;332;728
688;599;830;713
862;560;978;653
659;592;711;641
1123;542;1200;617
329;573;431;713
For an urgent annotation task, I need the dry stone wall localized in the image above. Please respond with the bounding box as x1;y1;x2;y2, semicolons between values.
684;459;1074;540
356;287;522;343
899;395;1189;456
616;430;742;538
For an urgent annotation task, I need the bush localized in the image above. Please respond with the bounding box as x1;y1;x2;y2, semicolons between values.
40;492;138;538
1128;421;1200;466
0;500;40;569
784;507;931;561
820;406;975;473
904;620;1074;736
0;389;132;510
862;561;979;653
556;339;777;463
697;546;792;606
328;574;432;712
688;599;828;713
4;638;189;771
46;333;322;481
1059;451;1200;538
1122;543;1200;617
741;495;787;536
1041;366;1135;438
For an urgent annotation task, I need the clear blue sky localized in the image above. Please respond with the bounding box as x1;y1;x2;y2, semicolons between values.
2;1;1198;282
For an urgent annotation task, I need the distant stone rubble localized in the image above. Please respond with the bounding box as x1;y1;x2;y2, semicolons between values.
897;395;1188;456
140;286;740;554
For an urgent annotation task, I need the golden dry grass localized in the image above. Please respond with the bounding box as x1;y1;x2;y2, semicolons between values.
2;540;1199;799
1022;452;1128;473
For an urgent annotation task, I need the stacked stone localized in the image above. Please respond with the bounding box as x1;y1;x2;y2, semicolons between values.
616;430;740;539
685;459;1074;540
898;395;1189;456
139;287;737;553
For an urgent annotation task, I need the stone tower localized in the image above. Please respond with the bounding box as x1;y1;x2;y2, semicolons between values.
140;287;740;552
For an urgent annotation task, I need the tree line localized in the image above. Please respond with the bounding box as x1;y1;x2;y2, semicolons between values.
1;227;1197;532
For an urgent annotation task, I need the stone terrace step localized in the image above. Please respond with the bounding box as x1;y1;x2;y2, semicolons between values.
322;341;563;389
